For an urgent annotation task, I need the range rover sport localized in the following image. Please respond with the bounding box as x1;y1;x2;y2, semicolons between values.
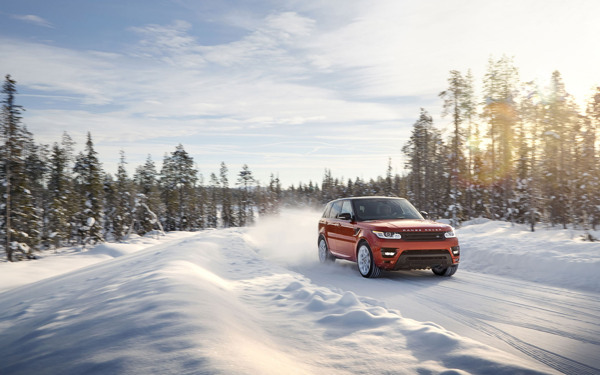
318;197;460;278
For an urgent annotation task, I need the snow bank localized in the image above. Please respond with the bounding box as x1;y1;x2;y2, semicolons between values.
0;232;197;293
458;220;600;293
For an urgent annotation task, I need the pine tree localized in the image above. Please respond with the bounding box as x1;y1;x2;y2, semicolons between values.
583;87;600;232
73;132;104;244
47;142;71;247
102;173;116;239
402;108;446;216
206;172;220;228
1;75;37;260
236;164;255;226
540;71;577;228
384;158;393;197
481;55;519;220
109;151;133;240
195;174;206;230
47;133;77;246
269;174;282;214
160;144;198;231
133;154;162;235
321;169;336;203
516;81;544;231
21;136;47;250
462;70;478;218
219;162;234;227
440;70;468;225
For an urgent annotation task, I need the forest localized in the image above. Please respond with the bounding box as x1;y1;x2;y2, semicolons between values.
2;55;599;261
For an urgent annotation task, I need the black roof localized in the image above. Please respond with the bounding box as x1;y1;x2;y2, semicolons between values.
327;196;406;203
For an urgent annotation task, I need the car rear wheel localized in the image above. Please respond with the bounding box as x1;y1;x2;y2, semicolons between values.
357;243;381;278
318;237;335;263
432;264;458;276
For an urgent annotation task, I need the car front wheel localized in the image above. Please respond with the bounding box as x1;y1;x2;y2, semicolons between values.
432;264;458;276
357;243;381;278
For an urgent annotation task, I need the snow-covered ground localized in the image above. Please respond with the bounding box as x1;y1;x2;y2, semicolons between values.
1;210;599;374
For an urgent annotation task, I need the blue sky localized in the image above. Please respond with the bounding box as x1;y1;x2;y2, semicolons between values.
1;0;599;187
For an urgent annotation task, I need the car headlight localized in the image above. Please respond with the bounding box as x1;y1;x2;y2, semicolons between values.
373;230;402;239
444;229;456;238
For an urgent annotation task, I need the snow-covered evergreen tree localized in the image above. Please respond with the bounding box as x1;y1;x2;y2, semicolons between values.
160;144;197;231
514;81;543;230
540;71;577;228
194;174;206;230
481;55;519;220
133;154;162;235
107;151;133;241
1;75;37;260
73;132;104;245
206;172;219;228
402;108;446;217
47;133;77;247
579;87;600;234
236;164;254;226
219;162;234;228
440;70;468;225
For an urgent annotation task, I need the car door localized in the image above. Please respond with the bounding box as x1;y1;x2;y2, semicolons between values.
325;200;344;255
336;200;357;258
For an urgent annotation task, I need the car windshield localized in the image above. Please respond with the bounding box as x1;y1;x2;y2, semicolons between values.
352;198;423;221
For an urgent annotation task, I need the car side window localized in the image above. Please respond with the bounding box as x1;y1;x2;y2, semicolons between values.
322;203;332;218
329;201;343;219
340;200;353;217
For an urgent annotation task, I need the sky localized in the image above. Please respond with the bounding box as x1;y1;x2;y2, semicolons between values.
1;0;599;187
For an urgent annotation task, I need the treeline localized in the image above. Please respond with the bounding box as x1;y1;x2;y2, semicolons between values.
3;55;600;260
401;56;600;235
317;57;600;235
2;75;288;261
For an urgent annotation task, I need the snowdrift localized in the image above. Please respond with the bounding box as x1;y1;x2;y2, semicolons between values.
459;218;600;293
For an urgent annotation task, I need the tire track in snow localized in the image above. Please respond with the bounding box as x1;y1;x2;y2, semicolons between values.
447;273;600;320
398;277;600;375
408;276;600;346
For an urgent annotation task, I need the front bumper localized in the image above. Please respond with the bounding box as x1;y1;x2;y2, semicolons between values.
393;249;453;270
372;239;460;270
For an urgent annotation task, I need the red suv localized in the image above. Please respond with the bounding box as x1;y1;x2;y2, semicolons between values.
318;197;460;278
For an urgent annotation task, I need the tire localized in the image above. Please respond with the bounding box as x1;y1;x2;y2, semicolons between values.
432;264;458;276
318;237;335;263
357;242;381;278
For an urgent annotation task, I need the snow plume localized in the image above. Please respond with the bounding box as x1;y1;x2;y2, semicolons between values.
245;208;322;267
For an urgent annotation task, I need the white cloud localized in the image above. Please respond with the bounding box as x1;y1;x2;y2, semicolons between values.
11;14;53;28
0;38;121;105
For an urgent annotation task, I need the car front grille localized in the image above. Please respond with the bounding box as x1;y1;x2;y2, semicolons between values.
401;232;446;241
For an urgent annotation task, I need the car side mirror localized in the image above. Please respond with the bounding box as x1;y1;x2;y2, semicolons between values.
420;211;429;219
338;212;352;221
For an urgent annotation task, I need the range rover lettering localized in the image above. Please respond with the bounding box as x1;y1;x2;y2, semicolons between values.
318;197;460;278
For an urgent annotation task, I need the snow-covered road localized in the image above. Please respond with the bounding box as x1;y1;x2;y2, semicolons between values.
291;264;600;375
1;210;599;374
247;210;600;375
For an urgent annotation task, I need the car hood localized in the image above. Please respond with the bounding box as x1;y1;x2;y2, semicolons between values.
358;219;452;232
